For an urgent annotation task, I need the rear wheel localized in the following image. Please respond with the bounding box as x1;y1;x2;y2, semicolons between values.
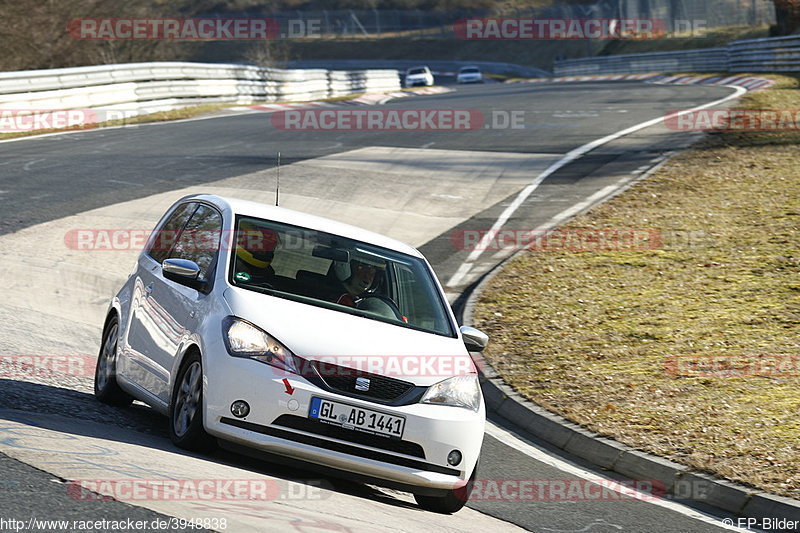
94;317;134;407
414;464;477;514
169;351;217;452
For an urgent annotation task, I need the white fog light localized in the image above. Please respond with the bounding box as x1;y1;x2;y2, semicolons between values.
447;450;462;466
231;400;250;418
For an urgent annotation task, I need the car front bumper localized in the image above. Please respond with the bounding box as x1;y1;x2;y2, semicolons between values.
405;77;432;87
204;354;485;491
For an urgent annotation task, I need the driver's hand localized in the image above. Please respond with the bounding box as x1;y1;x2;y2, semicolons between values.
336;293;358;307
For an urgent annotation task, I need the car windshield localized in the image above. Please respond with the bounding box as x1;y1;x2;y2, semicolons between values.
461;68;480;74
408;68;426;75
229;216;455;337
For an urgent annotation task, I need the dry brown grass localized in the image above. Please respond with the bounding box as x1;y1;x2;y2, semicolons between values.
474;74;800;498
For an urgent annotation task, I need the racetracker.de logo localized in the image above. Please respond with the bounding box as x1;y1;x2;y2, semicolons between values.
665;109;800;131
68;18;279;40
67;479;330;502
0;110;98;132
453;18;665;40
289;355;478;380
664;355;800;378
0;355;96;378
68;479;280;501
64;228;284;252
271;109;484;131
467;479;663;501
451;228;662;252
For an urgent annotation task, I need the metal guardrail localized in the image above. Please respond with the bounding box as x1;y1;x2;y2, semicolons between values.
554;33;800;76
729;35;800;72
0;62;400;116
554;48;728;76
288;59;551;79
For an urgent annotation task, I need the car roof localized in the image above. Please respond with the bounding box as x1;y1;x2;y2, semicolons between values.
459;66;480;71
185;194;423;258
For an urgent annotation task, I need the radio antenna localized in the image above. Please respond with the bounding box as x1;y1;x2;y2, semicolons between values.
275;151;280;207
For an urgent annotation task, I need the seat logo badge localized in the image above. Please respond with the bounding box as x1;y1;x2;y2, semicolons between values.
355;377;371;391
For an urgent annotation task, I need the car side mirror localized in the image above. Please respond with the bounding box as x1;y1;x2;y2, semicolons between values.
460;325;489;352
162;258;209;294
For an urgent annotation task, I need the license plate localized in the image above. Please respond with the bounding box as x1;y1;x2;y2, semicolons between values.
309;397;405;439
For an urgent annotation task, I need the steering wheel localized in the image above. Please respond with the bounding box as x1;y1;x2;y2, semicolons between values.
356;294;405;322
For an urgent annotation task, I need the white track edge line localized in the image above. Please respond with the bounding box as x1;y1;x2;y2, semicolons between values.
445;84;748;288
485;422;750;532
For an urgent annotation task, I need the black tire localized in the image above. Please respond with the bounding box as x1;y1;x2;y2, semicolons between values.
414;464;477;514
94;316;134;407
169;351;217;452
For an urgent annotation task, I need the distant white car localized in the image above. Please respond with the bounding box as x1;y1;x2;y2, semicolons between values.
95;194;488;513
404;66;434;87
457;66;483;84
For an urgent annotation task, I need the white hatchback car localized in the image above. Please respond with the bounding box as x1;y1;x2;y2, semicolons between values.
404;66;434;87
457;66;483;84
94;194;488;513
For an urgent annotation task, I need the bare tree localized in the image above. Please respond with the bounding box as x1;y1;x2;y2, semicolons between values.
772;0;800;35
243;39;291;68
0;0;205;71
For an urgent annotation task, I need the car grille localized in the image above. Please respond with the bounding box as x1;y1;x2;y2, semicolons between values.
271;414;425;458
302;360;417;403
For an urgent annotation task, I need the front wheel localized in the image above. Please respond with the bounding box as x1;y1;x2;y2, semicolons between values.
414;465;477;514
169;352;217;452
94;317;134;407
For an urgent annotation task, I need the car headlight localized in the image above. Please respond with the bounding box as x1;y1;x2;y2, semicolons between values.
223;317;298;374
420;375;481;411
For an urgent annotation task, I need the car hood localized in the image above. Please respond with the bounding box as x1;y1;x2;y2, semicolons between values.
223;287;474;387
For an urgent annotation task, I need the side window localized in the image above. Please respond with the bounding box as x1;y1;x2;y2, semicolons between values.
394;263;439;332
169;204;223;280
395;264;417;318
146;202;197;264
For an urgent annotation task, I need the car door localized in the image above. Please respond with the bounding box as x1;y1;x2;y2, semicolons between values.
121;201;197;399
123;202;223;404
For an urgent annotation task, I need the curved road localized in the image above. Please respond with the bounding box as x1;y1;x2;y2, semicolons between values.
0;81;745;532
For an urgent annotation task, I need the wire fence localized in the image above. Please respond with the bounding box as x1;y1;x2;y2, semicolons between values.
230;0;776;38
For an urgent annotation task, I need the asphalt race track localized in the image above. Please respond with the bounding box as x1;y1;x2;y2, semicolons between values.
0;81;749;532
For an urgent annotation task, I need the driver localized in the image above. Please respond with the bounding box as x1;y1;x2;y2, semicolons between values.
332;253;408;323
233;221;279;284
333;254;385;307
